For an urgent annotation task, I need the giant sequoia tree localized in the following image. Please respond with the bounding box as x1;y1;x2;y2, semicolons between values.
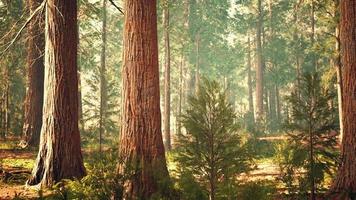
22;0;44;147
330;0;356;198
27;0;85;187
117;0;170;198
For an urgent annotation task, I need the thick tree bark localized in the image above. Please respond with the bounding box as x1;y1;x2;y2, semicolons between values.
27;0;86;187
22;0;44;147
118;0;170;198
330;0;356;198
99;0;107;153
256;0;264;123
163;0;171;151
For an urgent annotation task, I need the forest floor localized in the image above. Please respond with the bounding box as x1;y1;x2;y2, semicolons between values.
0;138;282;199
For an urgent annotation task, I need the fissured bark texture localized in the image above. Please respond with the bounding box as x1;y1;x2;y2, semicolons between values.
27;0;86;187
330;0;356;198
23;0;44;147
118;0;170;199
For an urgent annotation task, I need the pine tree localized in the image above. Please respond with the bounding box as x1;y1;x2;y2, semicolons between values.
176;78;251;200
283;73;338;199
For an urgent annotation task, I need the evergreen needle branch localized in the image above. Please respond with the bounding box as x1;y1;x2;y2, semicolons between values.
0;0;47;57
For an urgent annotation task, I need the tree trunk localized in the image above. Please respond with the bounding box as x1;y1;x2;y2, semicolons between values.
256;0;264;123
177;50;184;136
5;71;9;137
269;86;276;123
247;36;255;123
78;64;84;131
27;0;86;187
276;85;281;122
99;0;107;153
330;0;356;197
163;0;171;151
333;0;343;144
118;0;170;198
22;0;44;147
311;0;317;72
195;33;200;94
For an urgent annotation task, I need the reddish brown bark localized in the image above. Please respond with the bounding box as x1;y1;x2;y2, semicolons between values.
118;0;170;199
27;0;85;187
330;0;356;198
22;0;44;147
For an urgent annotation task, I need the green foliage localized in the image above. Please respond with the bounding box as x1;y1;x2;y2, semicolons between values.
54;149;124;200
237;181;277;200
82;66;120;142
276;72;338;197
175;78;252;199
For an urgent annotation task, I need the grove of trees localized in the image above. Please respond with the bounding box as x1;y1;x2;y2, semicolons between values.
0;0;355;199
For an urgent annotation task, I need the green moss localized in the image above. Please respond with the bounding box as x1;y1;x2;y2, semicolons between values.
1;158;34;170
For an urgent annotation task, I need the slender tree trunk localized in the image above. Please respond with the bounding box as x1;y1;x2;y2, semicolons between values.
77;0;84;132
177;50;184;136
5;71;9;137
195;33;200;94
330;0;356;197
99;0;107;153
27;0;86;187
78;65;84;131
247;36;255;123
0;93;4;138
163;0;171;151
276;85;281;122
118;0;170;198
22;0;44;147
334;0;343;144
311;0;317;72
269;86;276;123
256;0;264;123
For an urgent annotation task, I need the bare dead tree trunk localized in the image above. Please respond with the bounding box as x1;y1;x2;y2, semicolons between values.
22;0;44;147
330;0;356;198
118;0;170;198
27;0;86;187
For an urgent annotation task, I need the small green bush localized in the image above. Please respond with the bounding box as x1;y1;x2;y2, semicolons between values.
54;148;124;200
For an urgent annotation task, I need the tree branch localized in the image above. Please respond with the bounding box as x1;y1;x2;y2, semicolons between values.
0;0;47;56
108;0;124;15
